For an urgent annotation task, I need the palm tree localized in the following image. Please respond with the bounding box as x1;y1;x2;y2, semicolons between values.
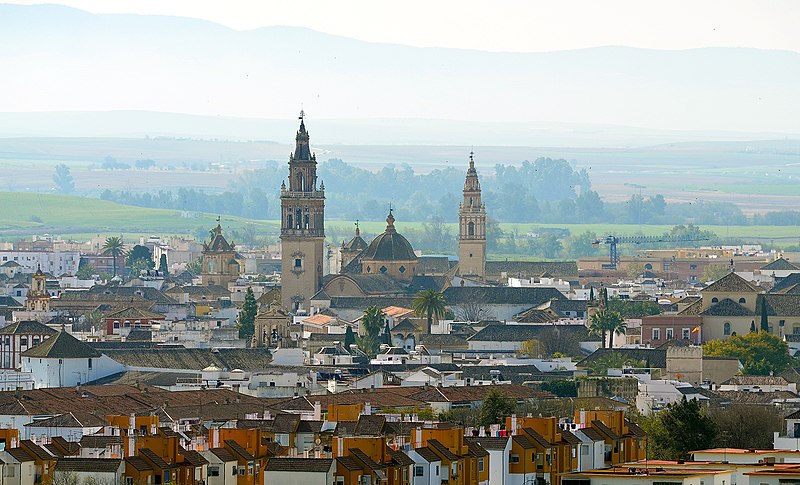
361;306;385;339
589;309;626;349
101;236;125;276
412;289;447;334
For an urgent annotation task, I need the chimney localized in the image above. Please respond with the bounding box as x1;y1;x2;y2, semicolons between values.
212;427;220;448
511;414;517;435
415;427;422;449
313;401;322;421
364;402;372;416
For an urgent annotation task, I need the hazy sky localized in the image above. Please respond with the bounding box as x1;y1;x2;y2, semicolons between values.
7;0;800;53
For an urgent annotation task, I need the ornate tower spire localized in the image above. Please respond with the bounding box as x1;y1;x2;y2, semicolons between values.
281;112;325;313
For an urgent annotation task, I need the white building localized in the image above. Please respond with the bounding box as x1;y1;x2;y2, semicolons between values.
0;251;80;276
20;331;123;388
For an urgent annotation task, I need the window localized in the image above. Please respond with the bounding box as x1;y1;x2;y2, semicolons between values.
644;263;653;270
88;358;92;369
414;466;424;477
399;266;406;274
690;264;697;270
723;322;731;336
510;454;520;463
712;297;719;303
294;258;302;269
238;466;246;475
20;337;27;347
652;328;660;341
232;467;238;476
208;466;220;477
379;266;387;273
468;221;475;236
478;458;484;472
125;478;133;485
682;328;691;340
739;297;746;304
435;466;439;475
335;477;345;485
665;328;674;340
780;320;785;327
32;337;39;346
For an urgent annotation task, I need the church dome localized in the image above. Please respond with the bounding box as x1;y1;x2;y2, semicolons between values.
360;211;417;262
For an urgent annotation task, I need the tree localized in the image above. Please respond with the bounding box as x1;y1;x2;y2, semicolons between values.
519;338;545;358
126;245;153;266
101;236;125;277
158;254;169;276
539;379;578;397
708;404;783;450
52;164;75;194
186;256;203;275
760;299;770;332
130;258;152;277
644;396;717;459
589;309;625;348
361;306;385;339
703;331;792;375
76;262;95;279
702;263;730;283
477;390;517;426
356;334;377;358
344;325;356;349
585;353;645;376
383;320;392;346
453;290;492;322
607;298;661;318
237;287;257;340
412;289;447;334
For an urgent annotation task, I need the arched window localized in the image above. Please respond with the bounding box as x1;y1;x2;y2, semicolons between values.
468;222;475;236
738;298;746;304
295;209;302;229
644;263;653;270
298;172;304;191
287;214;293;229
711;297;719;303
723;322;731;336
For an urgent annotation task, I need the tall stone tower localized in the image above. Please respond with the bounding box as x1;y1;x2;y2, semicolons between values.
25;266;50;312
280;112;325;313
458;151;486;279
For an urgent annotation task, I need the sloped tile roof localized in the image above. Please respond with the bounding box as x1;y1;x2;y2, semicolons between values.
224;439;254;460
100;348;273;371
703;272;760;293
208;448;237;463
0;320;57;335
54;458;121;473
468;324;592;345
522;428;552;448
700;298;753;316
408;384;542;403
264;458;333;472
512;435;535;449
104;307;165;320
560;429;583;445
389;449;415;466
125;456;153;471
590;420;619;440
465;436;508;451
759;294;800;317
762;258;799;271
415;447;441;463
25;412;104;428
336;456;363;471
350;448;385;470
6;448;34;462
354;415;385;436
444;286;567;305
427;439;460;461
21;331;101;359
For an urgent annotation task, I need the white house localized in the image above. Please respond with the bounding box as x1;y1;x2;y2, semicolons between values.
466;436;510;485
409;447;442;485
52;458;124;485
20;331;123;388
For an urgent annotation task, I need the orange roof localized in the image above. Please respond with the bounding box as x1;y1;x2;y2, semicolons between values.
382;306;414;318
304;314;334;326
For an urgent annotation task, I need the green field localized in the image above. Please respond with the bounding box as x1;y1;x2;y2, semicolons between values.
0;192;278;238
1;192;798;244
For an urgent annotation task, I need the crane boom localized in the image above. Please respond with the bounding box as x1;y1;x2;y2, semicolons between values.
591;234;711;270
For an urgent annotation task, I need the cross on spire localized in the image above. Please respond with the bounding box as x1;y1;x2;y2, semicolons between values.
299;109;305;121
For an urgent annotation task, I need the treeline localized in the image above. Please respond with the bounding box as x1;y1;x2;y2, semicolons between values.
98;157;795;226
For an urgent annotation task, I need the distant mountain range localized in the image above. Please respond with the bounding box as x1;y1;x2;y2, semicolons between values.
1;3;799;144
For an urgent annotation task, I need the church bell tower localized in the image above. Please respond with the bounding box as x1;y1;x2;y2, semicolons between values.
280;112;325;313
458;151;486;279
